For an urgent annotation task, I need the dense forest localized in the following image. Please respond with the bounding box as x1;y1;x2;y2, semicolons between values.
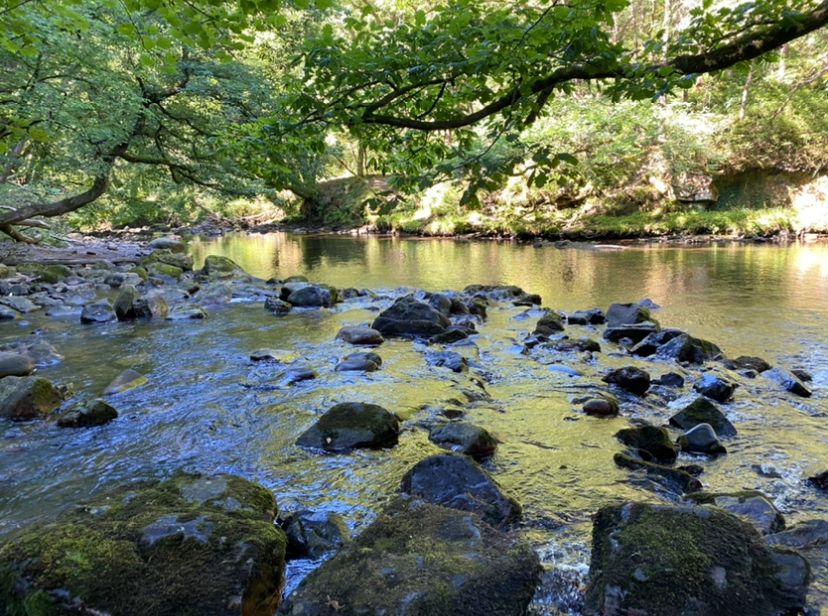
1;0;827;240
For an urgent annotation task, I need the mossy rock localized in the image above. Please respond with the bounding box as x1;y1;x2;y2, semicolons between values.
584;502;809;616
146;262;184;279
141;249;193;271
0;376;63;421
201;255;245;276
17;263;72;284
0;472;286;616
129;266;149;281
279;499;541;616
0;264;15;278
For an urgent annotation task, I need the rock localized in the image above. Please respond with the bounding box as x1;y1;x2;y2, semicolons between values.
676;423;727;456
372;296;450;338
143;249;194;271
114;286;168;320
669;397;737;438
113;285;140;320
0;352;35;377
17;263;72;284
791;368;812;382
0;376;62;420
808;470;828;490
148;236;185;252
513;292;542;306
0;296;39;313
250;349;298;363
629;329;683;357
725;355;772;373
287;285;337;308
429;327;471;344
605;302;655;327
166;305;207;320
428;292;453;315
616;425;678;464
335;352;382;372
0;472;286;616
582;395;619;417
656;372;685;388
2;340;62;366
282;510;350;560
602;366;651;396
428;423;498;460
296;402;400;452
279;367;317;385
283;275;309;283
104;369;148;395
426;350;468;373
147;262;184;278
264;296;292;315
0;305;16;320
693;373;737;402
80;300;117;324
542;337;601;353
463;284;530;302
534;310;565;335
278;499;540;616
603;322;660;344
685;491;784;534
336;326;384;346
566;308;605;325
57;399;118;428
763;367;812;398
656;333;722;364
400;454;521;527
584;502;809;616
200;254;244;276
613;453;702;494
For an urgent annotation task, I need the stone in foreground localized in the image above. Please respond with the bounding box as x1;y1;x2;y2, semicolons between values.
400;453;521;527
278;499;540;616
296;402;400;452
584;502;810;616
0;473;287;616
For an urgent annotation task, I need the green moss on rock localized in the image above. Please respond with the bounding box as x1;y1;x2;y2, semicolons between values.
584;502;810;616
0;472;286;616
0;376;63;421
17;264;72;284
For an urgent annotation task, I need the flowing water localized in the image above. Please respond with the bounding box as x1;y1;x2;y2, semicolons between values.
2;233;828;612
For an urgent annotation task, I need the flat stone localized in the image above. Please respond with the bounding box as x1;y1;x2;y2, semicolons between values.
336;326;384;346
80;301;116;324
104;369;147;395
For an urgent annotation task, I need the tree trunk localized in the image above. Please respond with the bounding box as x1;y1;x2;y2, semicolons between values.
739;63;754;120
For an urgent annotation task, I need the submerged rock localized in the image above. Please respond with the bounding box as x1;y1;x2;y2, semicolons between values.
0;376;62;420
400;454;521;527
296;402;400;452
278;499;540;616
250;348;298;363
0;472;286;616
582;395;619;417
616;425;677;464
372;296;450;338
426;350;468;373
166;305;207;320
808;469;828;490
763;367;812;398
584;502;808;616
336;326;384;346
602;366;651;396
656;333;722;364
335;352;382;372
104;369;148;395
57;399;118;428
693;373;737;402
669;397;737;437
613;453;702;494
725;355;772;373
676;423;727;457
685;491;784;535
428;422;498;460
282;510;350;560
542;337;601;353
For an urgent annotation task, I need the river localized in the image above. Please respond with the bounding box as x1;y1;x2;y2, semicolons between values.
1;233;827;612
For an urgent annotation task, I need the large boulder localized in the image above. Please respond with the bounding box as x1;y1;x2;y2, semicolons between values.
296;402;400;452
669;397;737;437
372;296;450;338
584;502;809;616
400;454;521;527
0;376;62;420
0;473;287;616
278;499;541;616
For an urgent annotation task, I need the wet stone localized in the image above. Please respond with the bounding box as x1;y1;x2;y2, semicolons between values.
80;300;117;324
372;296;450;338
0;376;63;421
428;422;498;460
602;366;651;396
264;296;292;315
104;369;148;395
281;510;350;560
693;373;737;402
676;423;727;457
582;395;619;417
616;425;677;464
763;367;812;398
685;491;785;535
336;325;384;346
0;352;35;378
613;453;702;495
57;399;118;428
296;402;400;452
669;397;737;438
166;305;207;320
335;351;382;372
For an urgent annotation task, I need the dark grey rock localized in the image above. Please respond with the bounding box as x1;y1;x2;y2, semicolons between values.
616;425;677;464
602;366;651;396
335;352;382;372
693;373;737;402
296;402;400;452
57;399;118;428
428;423;498;460
80;301;116;324
669;397;737;438
676;423;727;457
763;367;812;398
372;296;450;338
282;510;350;560
656;333;722;364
